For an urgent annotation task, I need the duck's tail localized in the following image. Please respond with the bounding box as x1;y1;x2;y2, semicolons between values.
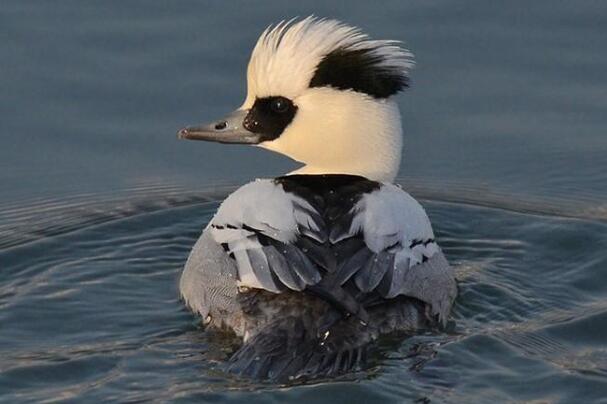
227;316;368;381
226;298;429;382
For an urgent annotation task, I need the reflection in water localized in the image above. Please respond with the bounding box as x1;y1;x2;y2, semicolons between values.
1;188;606;402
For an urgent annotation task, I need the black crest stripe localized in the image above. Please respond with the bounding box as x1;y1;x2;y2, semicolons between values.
309;48;409;98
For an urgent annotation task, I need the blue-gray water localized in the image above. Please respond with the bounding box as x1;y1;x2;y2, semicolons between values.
1;1;606;402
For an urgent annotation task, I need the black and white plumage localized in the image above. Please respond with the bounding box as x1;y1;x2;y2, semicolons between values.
177;18;457;381
180;175;456;379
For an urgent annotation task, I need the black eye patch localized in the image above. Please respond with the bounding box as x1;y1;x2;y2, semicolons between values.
243;96;298;142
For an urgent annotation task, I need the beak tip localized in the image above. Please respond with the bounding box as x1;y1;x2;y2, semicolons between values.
177;128;188;139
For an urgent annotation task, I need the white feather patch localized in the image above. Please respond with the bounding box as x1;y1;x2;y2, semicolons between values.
212;179;316;245
350;183;438;266
244;17;414;104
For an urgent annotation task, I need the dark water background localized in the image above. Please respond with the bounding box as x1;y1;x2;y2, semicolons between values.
2;1;607;402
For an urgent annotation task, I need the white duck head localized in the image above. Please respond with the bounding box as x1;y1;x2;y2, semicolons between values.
178;17;414;182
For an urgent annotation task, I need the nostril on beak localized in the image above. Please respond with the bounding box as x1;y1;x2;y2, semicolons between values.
214;121;227;130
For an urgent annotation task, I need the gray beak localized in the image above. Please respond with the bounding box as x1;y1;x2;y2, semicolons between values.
177;109;259;144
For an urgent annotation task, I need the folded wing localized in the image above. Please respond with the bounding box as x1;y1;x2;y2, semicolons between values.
208;178;457;323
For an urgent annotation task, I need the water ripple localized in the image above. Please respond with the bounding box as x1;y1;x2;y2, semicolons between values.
1;186;607;402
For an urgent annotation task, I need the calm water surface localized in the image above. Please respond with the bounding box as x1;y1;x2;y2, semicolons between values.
1;1;607;402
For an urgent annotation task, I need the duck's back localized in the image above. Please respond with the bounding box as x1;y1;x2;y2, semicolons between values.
180;174;457;380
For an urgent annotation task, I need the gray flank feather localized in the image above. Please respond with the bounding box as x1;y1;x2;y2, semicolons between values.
378;252;456;325
397;252;457;325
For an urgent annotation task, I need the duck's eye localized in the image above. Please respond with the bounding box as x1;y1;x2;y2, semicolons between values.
242;96;298;141
270;97;290;113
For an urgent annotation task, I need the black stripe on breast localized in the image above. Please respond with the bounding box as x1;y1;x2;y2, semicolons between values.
274;174;381;221
409;238;435;248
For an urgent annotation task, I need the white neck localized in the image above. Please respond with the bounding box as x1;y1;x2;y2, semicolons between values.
259;88;403;183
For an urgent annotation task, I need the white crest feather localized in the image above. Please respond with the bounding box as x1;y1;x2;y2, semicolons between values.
243;16;414;104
